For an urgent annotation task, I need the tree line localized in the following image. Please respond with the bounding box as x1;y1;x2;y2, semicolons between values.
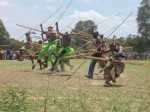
0;19;23;50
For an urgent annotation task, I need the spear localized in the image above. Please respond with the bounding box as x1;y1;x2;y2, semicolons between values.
16;24;91;38
107;12;133;37
16;24;42;32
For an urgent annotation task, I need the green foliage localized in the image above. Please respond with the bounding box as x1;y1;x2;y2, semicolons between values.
133;37;150;53
0;87;29;112
0;19;9;39
8;38;24;50
127;35;150;53
0;19;10;45
116;34;150;53
72;20;97;50
0;19;23;50
137;0;150;38
73;20;97;34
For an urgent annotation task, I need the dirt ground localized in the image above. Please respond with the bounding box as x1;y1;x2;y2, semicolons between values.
1;60;150;112
0;60;126;89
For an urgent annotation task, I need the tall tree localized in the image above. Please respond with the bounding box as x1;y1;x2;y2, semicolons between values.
137;0;150;38
0;19;23;50
71;20;97;50
0;19;10;45
72;20;97;34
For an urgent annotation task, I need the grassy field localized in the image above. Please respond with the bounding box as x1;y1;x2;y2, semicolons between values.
0;60;150;112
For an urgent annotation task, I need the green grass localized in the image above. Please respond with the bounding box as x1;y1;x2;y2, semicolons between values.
0;60;150;112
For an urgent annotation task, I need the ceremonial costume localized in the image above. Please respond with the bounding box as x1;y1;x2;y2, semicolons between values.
51;33;74;71
104;43;126;86
37;27;58;65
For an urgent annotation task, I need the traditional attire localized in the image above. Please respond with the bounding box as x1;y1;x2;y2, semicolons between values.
24;32;37;69
103;43;126;86
37;30;58;65
51;33;74;71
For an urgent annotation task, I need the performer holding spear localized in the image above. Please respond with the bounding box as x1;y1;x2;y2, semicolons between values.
37;24;59;70
51;22;75;72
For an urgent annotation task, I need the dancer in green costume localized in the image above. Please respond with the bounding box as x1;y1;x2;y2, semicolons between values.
37;26;58;69
51;32;75;71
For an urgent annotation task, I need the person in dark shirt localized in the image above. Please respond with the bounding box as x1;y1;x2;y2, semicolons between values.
87;32;107;79
6;49;13;60
61;32;71;47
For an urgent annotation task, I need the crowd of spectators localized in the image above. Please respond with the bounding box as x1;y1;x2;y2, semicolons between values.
0;49;19;60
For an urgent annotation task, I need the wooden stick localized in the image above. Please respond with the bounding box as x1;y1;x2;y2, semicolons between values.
16;24;42;32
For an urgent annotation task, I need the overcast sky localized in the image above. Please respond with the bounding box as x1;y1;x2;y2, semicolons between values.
0;0;141;40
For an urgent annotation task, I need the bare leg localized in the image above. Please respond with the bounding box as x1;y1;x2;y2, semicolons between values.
60;61;65;72
37;59;43;70
65;60;73;70
104;64;114;86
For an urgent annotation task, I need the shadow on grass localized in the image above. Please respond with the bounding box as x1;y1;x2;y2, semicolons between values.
103;84;124;88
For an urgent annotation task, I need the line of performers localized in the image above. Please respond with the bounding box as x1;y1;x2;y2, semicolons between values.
88;30;127;86
23;25;127;87
24;25;74;72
